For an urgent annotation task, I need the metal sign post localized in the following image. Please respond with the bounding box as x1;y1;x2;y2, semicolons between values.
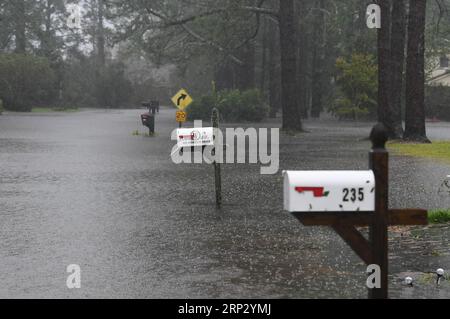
212;108;222;209
176;111;187;129
174;111;222;208
285;124;428;299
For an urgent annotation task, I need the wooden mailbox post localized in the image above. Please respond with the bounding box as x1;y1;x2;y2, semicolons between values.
212;108;222;209
287;124;428;299
174;108;222;209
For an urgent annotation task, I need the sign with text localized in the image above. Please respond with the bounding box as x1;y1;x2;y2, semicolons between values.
283;170;375;212
177;127;214;148
172;89;193;111
176;111;187;123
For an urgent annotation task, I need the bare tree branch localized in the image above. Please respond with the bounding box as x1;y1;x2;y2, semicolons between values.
144;5;246;65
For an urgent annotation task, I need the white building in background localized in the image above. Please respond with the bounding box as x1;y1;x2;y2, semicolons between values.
428;55;450;86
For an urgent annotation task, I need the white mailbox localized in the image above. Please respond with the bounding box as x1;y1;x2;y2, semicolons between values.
283;170;375;213
177;127;215;148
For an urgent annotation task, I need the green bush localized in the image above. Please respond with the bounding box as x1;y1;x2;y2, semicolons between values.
187;94;218;121
62;57;133;109
0;99;3;114
187;89;268;122
235;89;268;122
425;85;450;121
331;53;378;120
0;54;55;112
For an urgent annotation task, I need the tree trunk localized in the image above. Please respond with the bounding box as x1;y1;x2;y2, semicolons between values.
297;0;309;119
389;0;407;139
404;0;429;142
94;0;107;107
268;19;279;118
377;0;392;131
259;17;268;93
279;0;302;131
97;0;106;67
236;42;256;90
311;0;326;119
214;62;234;91
14;1;27;53
40;0;56;60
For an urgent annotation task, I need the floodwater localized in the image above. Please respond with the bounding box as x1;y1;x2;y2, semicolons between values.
0;108;449;299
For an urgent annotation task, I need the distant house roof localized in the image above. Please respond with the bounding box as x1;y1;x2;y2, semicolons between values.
428;70;450;86
428;55;450;86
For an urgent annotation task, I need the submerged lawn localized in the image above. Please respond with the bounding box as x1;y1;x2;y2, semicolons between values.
389;142;450;224
388;141;450;164
32;107;78;113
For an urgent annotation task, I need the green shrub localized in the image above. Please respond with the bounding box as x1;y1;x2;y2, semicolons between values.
186;94;217;121
0;54;55;112
217;89;242;121
238;89;268;122
187;89;268;122
62;58;133;109
425;85;450;121
331;53;378;120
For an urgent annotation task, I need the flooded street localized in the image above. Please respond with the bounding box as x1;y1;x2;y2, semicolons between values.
0;108;449;298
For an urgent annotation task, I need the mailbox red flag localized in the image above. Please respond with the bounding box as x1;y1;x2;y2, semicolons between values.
295;187;330;198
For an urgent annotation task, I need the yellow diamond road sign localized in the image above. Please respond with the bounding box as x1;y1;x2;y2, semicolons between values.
172;89;193;111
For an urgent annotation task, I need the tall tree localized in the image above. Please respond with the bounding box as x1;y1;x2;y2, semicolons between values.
310;0;326;118
267;16;280;118
404;0;429;142
376;0;393;134
214;62;235;91
279;0;303;131
259;16;268;93
81;0;110;106
389;0;407;139
0;1;13;51
36;0;68;106
2;0;68;55
13;0;27;53
35;0;69;60
96;0;106;67
297;0;311;119
236;42;256;90
83;0;108;66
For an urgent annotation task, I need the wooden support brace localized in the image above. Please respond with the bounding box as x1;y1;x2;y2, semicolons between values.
388;209;428;226
332;223;372;265
293;209;427;227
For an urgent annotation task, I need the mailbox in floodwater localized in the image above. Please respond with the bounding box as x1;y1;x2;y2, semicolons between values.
150;100;160;113
283;170;375;213
142;101;159;114
141;113;155;134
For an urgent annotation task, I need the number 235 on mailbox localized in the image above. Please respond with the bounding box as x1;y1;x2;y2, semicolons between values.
283;171;375;213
